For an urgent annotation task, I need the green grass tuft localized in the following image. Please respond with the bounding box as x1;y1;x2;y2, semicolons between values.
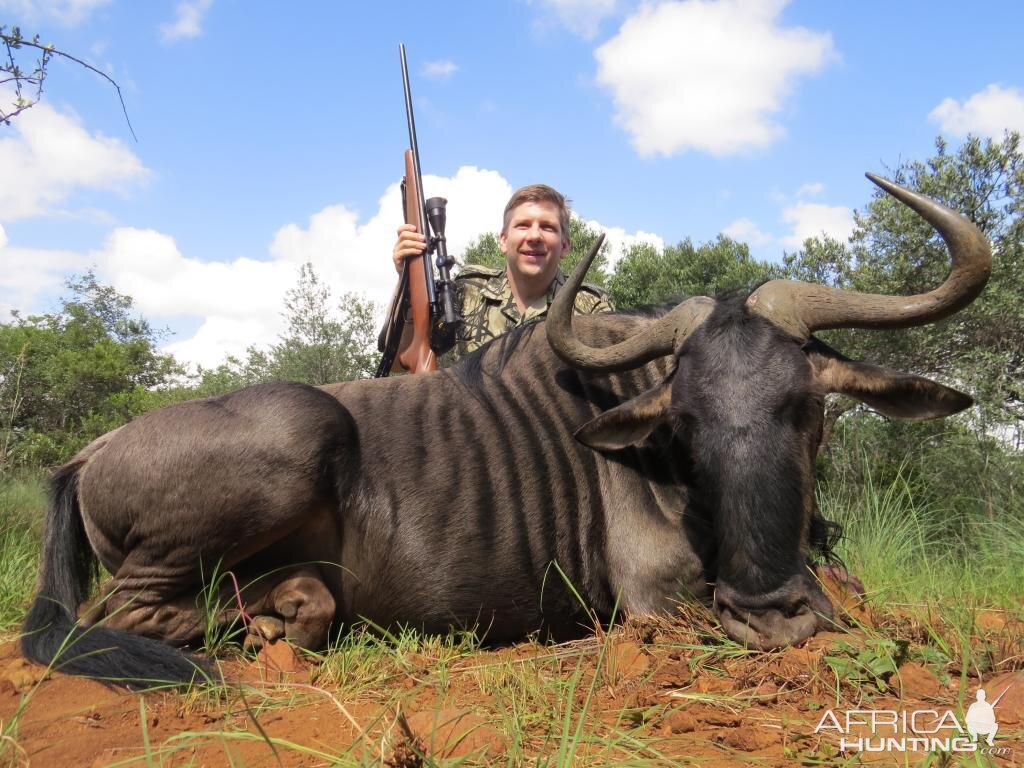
0;471;45;633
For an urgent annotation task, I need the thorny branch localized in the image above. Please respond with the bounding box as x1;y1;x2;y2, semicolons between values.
1;25;136;140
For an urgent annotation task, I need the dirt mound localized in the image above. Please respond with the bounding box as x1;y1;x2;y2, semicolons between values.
1;611;1022;766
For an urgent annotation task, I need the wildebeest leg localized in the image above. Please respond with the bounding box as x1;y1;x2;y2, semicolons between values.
86;565;336;650
87;580;219;646
237;566;336;650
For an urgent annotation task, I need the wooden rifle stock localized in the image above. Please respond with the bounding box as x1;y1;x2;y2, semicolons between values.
397;150;437;373
375;152;437;375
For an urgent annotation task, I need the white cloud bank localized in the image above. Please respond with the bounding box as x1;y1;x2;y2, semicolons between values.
717;183;852;253
117;166;514;368
779;201;853;249
0;92;147;319
722;217;773;246
159;0;213;43
929;84;1024;139
0;224;82;318
3;166;662;369
0;92;655;370
583;219;664;269
594;0;835;156
0;92;149;222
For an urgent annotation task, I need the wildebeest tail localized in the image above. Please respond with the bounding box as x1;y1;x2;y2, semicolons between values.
21;461;211;689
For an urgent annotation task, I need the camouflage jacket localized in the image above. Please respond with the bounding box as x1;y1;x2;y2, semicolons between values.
452;264;614;358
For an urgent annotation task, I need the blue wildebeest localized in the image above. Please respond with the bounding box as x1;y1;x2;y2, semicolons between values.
22;175;990;687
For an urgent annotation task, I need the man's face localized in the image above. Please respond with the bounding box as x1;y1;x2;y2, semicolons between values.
500;201;570;287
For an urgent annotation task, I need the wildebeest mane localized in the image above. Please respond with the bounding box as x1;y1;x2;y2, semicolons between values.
448;319;544;396
615;299;682;318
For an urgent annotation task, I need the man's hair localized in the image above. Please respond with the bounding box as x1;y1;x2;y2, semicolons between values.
501;184;572;239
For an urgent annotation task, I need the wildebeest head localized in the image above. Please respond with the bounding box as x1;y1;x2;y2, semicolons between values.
547;174;991;649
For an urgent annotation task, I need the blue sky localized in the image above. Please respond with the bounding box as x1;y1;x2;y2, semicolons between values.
1;0;1022;369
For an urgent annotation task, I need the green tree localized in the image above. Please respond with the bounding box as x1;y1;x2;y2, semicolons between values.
461;232;504;270
562;217;612;287
195;263;378;394
273;264;378;384
777;134;1024;546
784;132;1023;443
609;235;779;309
0;272;180;468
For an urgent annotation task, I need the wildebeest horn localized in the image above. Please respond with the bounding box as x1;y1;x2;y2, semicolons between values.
745;173;992;340
547;234;715;372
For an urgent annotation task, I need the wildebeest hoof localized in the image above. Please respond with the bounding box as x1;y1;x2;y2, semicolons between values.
244;615;286;650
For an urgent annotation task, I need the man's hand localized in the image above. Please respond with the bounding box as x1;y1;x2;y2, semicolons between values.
393;224;427;274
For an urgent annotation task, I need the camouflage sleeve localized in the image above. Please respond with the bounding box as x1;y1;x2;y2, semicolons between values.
574;285;616;314
445;274;486;363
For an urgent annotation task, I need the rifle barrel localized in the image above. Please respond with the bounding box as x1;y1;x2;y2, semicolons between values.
399;43;437;309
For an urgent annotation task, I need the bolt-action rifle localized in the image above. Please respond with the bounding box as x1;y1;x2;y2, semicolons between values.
376;43;460;376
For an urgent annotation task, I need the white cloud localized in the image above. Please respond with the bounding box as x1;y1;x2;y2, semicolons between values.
1;167;511;369
594;0;835;157
0;229;81;319
780;202;853;249
96;228;294;320
581;218;664;269
0;92;149;222
159;0;213;43
86;166;510;369
0;0;112;26
722;217;772;246
163;316;277;368
169;166;512;367
422;60;458;80
529;0;620;39
270;166;514;303
929;84;1024;138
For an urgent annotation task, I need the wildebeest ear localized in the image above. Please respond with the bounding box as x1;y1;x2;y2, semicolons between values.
575;378;674;450
808;348;972;420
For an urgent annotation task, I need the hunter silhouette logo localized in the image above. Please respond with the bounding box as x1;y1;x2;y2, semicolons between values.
965;685;1009;747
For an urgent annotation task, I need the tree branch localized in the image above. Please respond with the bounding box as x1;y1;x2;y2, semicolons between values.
1;28;136;140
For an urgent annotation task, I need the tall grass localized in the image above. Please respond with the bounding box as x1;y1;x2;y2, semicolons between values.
0;470;44;633
820;458;1024;607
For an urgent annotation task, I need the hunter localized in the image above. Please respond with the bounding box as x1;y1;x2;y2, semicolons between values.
392;183;614;358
